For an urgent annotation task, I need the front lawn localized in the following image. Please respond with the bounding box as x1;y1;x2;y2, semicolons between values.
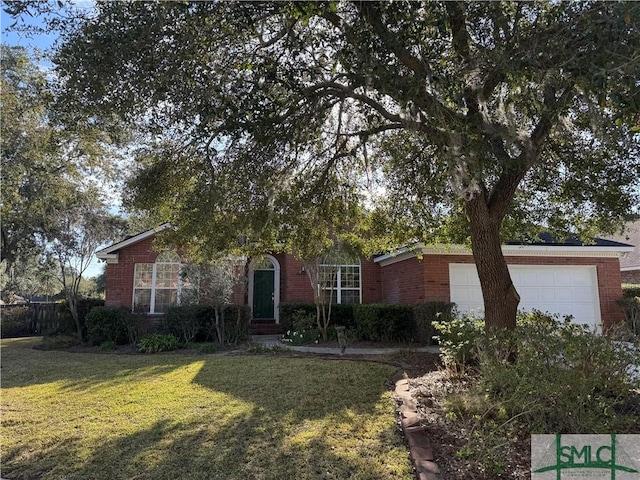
1;337;413;480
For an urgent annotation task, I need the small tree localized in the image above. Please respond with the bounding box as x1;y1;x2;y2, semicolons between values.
46;193;124;340
303;242;358;342
181;256;246;345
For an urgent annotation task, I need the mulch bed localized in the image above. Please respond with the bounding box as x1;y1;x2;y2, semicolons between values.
407;370;531;480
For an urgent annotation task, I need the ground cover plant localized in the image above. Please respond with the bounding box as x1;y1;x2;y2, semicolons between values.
1;337;413;480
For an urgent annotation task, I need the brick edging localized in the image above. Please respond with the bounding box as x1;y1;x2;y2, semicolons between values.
394;379;443;480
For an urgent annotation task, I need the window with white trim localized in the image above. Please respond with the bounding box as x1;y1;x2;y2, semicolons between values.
319;255;361;305
133;251;189;314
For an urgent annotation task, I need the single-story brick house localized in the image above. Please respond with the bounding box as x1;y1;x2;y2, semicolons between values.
96;224;634;332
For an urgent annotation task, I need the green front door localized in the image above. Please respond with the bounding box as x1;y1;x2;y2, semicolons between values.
253;270;275;319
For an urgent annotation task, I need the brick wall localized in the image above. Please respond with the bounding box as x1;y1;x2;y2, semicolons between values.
622;269;640;284
277;254;383;304
104;237;158;309
105;238;247;309
380;254;625;329
104;233;626;329
280;254;314;303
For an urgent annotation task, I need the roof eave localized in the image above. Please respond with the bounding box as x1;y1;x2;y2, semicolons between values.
375;243;636;267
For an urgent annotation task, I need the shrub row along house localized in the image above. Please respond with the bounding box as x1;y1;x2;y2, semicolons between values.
96;224;634;334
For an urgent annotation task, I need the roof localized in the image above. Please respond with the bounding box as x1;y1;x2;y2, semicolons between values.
600;220;640;271
374;233;635;267
506;232;634;248
96;223;171;261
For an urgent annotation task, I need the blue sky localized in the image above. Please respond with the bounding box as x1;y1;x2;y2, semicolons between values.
1;7;57;53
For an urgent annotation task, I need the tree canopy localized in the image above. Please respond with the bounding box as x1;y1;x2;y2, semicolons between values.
40;1;640;328
1;44;123;320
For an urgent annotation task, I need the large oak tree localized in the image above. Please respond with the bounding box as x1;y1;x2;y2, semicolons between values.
44;1;640;329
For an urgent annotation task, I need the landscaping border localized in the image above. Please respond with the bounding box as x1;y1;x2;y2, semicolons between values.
395;379;443;480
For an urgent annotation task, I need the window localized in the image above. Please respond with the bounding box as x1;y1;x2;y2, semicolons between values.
319;255;361;305
133;251;187;314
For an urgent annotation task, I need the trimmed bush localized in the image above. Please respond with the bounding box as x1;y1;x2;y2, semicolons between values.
0;306;32;338
282;309;320;345
622;284;640;298
353;304;414;342
279;303;315;332
86;307;135;345
58;298;105;338
330;304;356;328
165;305;208;342
279;302;355;332
221;304;252;344
413;301;456;345
164;304;251;344
138;333;180;353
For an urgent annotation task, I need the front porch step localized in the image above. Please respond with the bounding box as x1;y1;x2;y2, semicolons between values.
250;320;283;335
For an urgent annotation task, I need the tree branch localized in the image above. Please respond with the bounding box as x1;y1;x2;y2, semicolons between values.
305;81;448;146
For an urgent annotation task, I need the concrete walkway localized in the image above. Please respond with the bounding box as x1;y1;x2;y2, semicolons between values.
250;335;440;355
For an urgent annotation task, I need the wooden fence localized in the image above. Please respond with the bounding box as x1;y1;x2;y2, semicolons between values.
1;303;59;337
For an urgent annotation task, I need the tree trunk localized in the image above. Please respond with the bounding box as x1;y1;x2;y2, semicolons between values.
466;197;520;330
67;293;82;341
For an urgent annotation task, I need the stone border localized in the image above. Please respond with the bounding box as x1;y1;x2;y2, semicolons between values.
394;379;443;480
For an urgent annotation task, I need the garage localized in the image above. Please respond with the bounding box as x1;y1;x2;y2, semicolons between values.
449;264;601;329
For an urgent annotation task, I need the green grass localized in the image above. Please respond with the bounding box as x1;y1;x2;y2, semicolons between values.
1;337;413;480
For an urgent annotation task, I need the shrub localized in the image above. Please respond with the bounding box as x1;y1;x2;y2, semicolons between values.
165;305;207;342
58;298;105;338
330;304;356;328
220;304;252;344
86;307;135;345
476;312;640;433
353;304;414;342
279;303;315;332
413;301;456;345
34;333;81;350
617;296;640;339
622;284;640;298
100;340;117;351
279;302;356;332
433;313;484;375
0;306;32;338
164;304;251;344
138;334;180;353
281;308;320;345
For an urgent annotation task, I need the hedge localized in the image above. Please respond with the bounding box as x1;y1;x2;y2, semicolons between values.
413;301;456;345
280;301;456;343
58;298;105;338
622;284;640;298
164;304;251;344
86;306;138;346
353;304;414;342
0;306;32;338
279;303;356;332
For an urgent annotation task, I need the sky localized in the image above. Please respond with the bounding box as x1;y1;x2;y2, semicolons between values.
1;7;58;53
2;3;110;278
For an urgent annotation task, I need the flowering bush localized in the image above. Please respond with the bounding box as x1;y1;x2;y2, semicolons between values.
281;327;320;346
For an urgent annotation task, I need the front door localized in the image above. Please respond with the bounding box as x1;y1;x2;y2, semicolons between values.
253;269;275;319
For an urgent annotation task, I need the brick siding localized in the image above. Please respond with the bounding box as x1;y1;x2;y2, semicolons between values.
622;269;640;284
381;254;625;329
104;233;626;328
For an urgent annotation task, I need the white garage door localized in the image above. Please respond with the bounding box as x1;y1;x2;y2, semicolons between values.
449;264;601;328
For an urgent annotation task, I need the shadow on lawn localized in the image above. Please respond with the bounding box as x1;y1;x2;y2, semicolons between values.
4;412;404;480
0;337;196;390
